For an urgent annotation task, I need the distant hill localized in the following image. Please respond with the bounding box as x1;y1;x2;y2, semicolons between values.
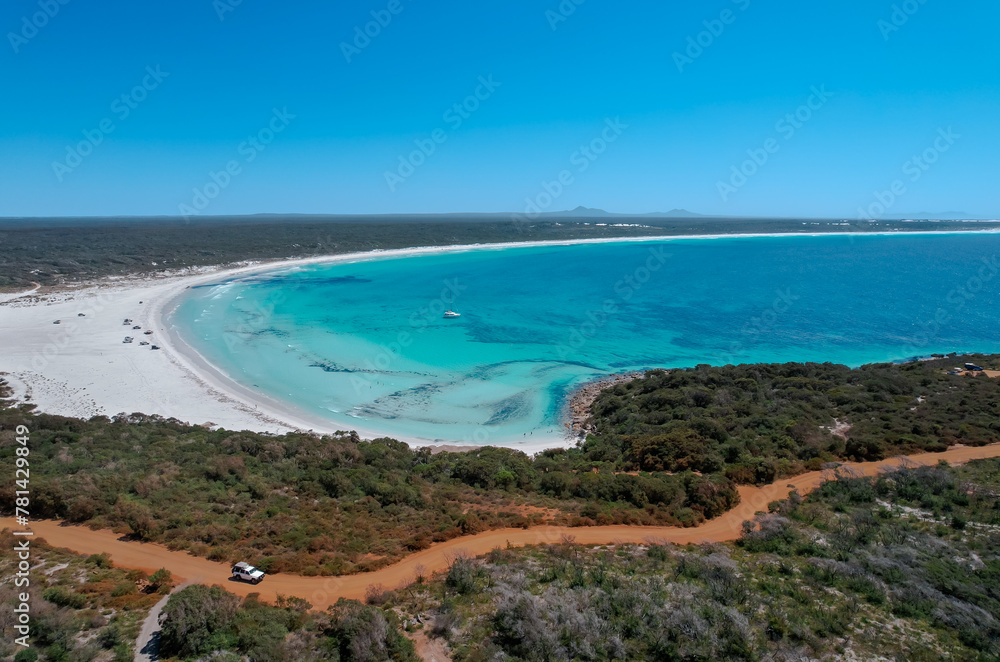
543;206;704;218
542;206;615;217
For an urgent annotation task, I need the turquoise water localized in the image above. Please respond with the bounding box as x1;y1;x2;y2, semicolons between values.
172;234;1000;446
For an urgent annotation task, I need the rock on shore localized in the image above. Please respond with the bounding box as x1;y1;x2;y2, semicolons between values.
565;371;644;438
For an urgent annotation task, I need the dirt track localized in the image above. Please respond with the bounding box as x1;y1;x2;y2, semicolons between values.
5;444;1000;610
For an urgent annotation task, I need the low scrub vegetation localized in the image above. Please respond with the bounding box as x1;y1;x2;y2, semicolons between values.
158;586;416;662
0;378;736;574
4;450;998;659
2;354;999;574
0;531;172;662
392;459;1000;661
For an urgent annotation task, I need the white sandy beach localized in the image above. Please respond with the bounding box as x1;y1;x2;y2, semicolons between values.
3;230;997;453
0;236;675;453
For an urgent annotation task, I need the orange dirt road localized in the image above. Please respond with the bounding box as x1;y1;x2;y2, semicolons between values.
4;444;1000;610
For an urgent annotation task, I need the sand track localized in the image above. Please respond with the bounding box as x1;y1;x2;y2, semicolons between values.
5;444;1000;610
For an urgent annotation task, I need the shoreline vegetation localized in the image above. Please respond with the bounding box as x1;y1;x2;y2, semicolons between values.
565;371;643;437
3;215;1000;289
4;354;1000;577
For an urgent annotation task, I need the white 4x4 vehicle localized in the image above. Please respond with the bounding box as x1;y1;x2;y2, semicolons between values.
231;562;265;584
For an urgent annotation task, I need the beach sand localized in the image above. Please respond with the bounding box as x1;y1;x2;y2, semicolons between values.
0;271;300;434
0;237;680;452
4;230;997;452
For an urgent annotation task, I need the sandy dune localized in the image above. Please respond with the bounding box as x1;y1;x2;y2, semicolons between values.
5;443;999;610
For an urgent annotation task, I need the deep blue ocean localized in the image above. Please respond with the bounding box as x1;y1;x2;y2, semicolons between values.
172;233;1000;446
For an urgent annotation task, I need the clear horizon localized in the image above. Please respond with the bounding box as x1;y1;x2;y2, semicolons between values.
1;1;997;219
0;209;995;222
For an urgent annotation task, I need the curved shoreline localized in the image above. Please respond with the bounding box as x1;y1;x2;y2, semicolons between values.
5;443;1000;609
153;236;686;451
4;229;1000;450
154;228;1000;449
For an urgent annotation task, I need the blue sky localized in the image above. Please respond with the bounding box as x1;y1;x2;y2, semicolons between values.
0;0;997;218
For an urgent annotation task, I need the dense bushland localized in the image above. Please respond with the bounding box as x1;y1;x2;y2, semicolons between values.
0;379;736;575
3;355;999;574
4;452;999;660
160;585;419;662
584;355;1000;480
0;217;668;288
157;586;418;662
0;215;972;289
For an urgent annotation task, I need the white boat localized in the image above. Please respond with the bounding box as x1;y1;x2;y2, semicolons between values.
443;310;461;319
